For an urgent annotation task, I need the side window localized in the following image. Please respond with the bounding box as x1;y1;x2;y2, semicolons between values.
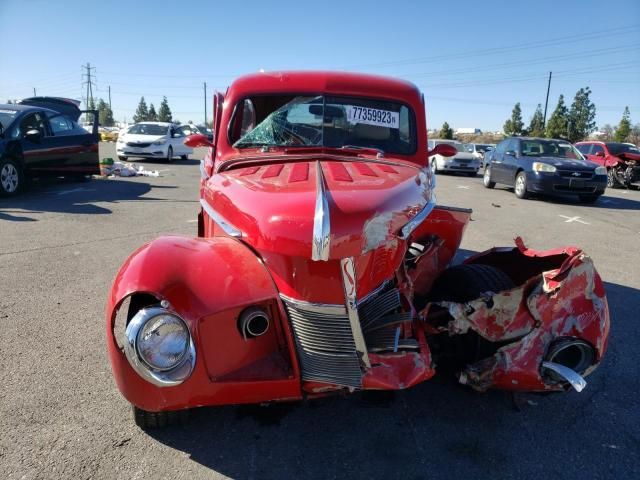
576;144;591;154
495;140;508;154
506;139;518;154
17;112;47;138
49;115;74;136
591;144;604;155
172;126;185;138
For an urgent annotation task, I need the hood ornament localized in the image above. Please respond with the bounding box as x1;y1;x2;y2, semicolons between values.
311;161;331;261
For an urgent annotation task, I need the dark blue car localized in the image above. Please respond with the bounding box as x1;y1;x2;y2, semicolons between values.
482;137;608;203
0;97;99;196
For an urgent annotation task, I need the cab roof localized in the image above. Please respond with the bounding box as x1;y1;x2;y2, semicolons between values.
226;71;421;103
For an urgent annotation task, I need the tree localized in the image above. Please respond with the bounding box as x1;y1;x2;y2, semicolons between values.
148;103;158;121
614;106;631;142
158;96;172;122
545;95;569;139
97;98;115;127
527;104;545;137
7;99;12;104
601;124;614;142
628;123;640;146
567;87;596;143
503;102;524;136
133;96;149;123
439;121;453;139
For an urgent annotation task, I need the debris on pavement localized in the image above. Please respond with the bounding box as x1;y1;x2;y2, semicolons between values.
99;158;160;178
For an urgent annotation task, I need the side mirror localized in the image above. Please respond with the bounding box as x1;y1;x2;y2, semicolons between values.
427;143;457;158
25;129;42;142
595;151;605;157
185;133;213;148
505;150;516;156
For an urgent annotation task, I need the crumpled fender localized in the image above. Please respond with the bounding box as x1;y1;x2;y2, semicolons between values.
442;239;610;392
105;235;301;411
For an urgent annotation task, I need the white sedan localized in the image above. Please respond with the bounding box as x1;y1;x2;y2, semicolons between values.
116;122;192;162
428;139;480;176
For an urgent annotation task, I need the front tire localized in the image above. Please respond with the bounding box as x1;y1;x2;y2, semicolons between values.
607;168;620;188
483;166;496;189
514;171;528;199
166;146;174;163
132;405;189;429
118;156;128;162
0;158;24;197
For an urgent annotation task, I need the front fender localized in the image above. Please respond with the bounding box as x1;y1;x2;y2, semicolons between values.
106;236;301;411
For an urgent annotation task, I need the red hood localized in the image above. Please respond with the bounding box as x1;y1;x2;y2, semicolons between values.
203;158;433;259
617;151;640;162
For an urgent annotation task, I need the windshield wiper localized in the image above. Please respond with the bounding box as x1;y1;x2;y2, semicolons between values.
341;145;385;157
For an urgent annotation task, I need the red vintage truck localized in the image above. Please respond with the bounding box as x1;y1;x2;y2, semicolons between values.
105;71;610;428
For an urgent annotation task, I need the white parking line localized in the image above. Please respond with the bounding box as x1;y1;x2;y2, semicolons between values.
47;187;96;196
559;215;590;225
456;185;470;189
186;219;198;223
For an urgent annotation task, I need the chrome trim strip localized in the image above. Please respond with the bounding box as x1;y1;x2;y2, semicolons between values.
199;159;209;180
200;198;243;238
124;307;196;387
340;257;371;368
542;361;587;392
399;194;437;239
279;294;347;316
311;161;331;261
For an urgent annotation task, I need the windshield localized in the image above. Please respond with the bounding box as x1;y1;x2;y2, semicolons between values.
606;143;640;155
476;144;493;152
521;139;583;159
197;125;212;134
0;108;18;133
127;123;168;136
233;95;415;155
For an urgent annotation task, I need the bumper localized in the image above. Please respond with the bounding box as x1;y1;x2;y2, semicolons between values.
527;171;607;195
438;159;480;172
117;145;167;158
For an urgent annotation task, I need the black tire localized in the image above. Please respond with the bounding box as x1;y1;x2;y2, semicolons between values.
483;166;496;188
180;154;188;161
429;264;515;303
579;194;600;204
166;146;174;163
118;156;128;162
514;171;528;199
132;405;189;429
0;158;24;197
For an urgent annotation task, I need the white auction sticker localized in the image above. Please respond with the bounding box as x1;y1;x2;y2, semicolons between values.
0;109;17;114
346;106;399;129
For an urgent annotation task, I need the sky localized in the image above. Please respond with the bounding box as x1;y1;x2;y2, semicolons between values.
0;0;638;132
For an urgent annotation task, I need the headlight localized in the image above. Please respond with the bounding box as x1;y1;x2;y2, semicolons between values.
124;306;196;386
153;138;167;145
137;313;189;371
595;166;607;175
532;162;557;173
117;137;125;143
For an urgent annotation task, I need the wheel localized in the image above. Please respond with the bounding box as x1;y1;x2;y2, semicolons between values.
429;264;515;303
118;156;128;162
166;146;174;163
579;194;601;204
0;158;24;197
180;154;188;161
132;405;189;429
483;166;495;189
514;171;528;199
606;168;619;188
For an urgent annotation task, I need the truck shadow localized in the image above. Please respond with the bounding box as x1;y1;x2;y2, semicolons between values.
146;281;639;479
0;177;176;221
530;192;640;210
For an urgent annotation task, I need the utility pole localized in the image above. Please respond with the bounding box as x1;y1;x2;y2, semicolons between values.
203;82;208;126
542;71;552;128
33;87;36;97
108;85;112;109
81;63;97;109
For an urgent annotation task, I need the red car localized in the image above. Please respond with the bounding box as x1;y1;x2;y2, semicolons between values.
106;72;610;428
575;141;640;188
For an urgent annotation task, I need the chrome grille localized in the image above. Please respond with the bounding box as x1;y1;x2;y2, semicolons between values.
281;284;412;388
281;297;363;388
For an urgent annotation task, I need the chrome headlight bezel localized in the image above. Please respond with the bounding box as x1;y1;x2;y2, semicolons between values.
124;306;196;387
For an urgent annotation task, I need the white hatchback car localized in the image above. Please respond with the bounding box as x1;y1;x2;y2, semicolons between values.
428;139;480;176
116;122;193;162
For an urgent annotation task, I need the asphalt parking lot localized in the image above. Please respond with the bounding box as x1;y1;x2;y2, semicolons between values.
1;143;639;480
